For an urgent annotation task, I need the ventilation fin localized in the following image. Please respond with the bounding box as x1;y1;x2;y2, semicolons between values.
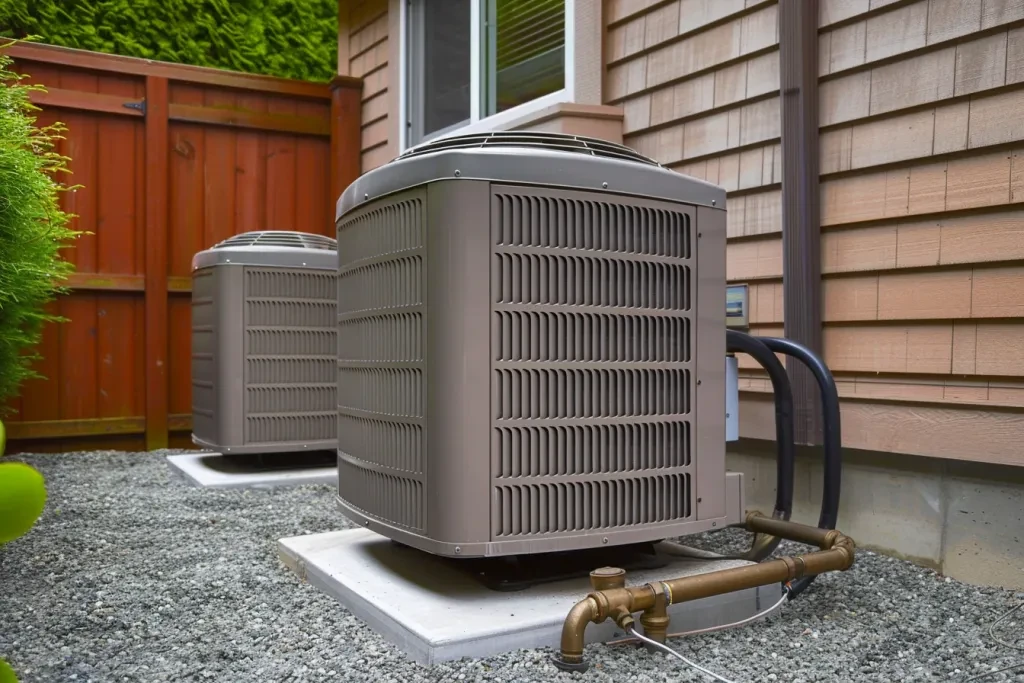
213;231;338;251
397;131;662;167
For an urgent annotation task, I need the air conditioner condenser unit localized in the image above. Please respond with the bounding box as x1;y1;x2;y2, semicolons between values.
334;132;743;558
191;230;338;456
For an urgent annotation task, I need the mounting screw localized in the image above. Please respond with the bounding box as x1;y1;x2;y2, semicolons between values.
602;537;609;545
698;232;702;238
454;169;461;177
697;497;702;503
711;522;717;527
696;379;702;385
602;182;608;188
455;546;462;554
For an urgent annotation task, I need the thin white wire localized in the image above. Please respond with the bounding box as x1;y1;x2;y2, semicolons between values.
962;601;1024;681
668;587;790;639
963;662;1024;682
607;585;790;646
620;586;792;682
626;626;740;683
989;602;1024;651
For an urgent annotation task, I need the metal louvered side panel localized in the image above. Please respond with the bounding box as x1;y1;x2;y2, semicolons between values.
493;474;691;536
492;422;690;477
337;189;427;532
493;255;689;309
493;369;689;418
494;312;689;363
241;267;337;446
337;456;424;531
489;185;696;539
191;269;217;443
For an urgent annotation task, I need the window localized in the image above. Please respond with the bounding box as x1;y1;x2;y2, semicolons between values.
404;0;570;147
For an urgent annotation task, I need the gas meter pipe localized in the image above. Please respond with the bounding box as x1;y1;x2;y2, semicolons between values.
551;512;856;673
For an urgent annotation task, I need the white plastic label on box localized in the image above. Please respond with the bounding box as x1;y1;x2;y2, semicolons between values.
726;356;739;442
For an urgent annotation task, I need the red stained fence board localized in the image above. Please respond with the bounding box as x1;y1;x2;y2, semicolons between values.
4;43;362;452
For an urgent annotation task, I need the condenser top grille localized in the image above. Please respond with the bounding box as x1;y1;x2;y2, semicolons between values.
396;131;662;167
213;231;337;251
192;231;338;271
337;131;726;220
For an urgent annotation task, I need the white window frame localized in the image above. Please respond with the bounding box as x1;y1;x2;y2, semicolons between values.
399;0;576;152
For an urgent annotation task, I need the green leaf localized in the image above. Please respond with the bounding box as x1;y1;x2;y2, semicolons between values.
0;657;19;683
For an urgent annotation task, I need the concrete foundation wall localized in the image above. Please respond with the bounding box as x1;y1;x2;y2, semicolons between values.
729;440;1024;591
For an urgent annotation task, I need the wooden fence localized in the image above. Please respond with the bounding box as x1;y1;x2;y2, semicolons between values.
3;43;362;453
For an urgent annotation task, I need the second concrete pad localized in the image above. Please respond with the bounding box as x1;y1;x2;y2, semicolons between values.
167;452;337;489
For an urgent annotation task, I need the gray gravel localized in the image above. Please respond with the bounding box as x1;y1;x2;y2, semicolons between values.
2;450;1023;682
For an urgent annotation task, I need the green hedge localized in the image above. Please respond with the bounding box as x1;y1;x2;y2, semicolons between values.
0;48;78;412
0;0;338;82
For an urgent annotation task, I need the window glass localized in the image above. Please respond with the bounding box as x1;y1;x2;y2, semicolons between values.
408;0;567;145
419;0;471;138
488;0;566;115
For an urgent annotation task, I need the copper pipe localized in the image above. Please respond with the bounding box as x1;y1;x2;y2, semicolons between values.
557;598;599;667
744;531;782;561
556;584;656;668
605;587;790;647
552;513;856;672
589;567;627;592
743;508;808;561
640;587;670;647
746;513;837;547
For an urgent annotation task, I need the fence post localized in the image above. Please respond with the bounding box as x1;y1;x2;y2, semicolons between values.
144;75;170;451
329;76;363;221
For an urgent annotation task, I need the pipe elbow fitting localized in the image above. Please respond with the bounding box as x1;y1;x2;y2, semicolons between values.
555;586;652;671
555;596;598;671
835;536;857;569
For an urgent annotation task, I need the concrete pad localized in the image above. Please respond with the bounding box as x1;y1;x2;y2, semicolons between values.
278;528;782;666
167;452;337;489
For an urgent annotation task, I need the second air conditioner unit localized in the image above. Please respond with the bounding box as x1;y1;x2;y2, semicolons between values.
191;230;338;456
